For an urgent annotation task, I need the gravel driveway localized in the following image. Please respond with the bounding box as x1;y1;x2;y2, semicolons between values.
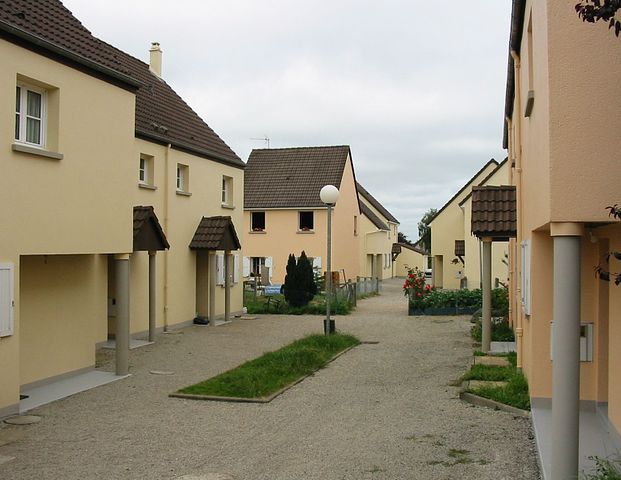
0;278;540;480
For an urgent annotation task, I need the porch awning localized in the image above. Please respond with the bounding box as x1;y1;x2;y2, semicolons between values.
471;186;517;241
133;206;170;251
189;216;241;251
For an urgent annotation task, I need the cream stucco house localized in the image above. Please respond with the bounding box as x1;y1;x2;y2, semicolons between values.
502;1;621;477
393;241;428;278
356;182;399;280
0;0;244;417
243;146;361;285
429;159;509;290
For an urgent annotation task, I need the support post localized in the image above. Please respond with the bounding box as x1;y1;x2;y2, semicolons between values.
324;204;335;334
224;251;231;323
481;237;492;353
148;251;156;343
114;254;130;376
551;232;581;480
209;251;217;325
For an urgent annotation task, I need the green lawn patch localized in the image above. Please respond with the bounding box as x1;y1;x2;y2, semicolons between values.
463;352;530;411
176;333;360;400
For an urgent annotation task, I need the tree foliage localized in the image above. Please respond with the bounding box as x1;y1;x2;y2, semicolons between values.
595;205;621;285
576;0;621;36
282;251;317;307
417;208;437;253
398;232;414;246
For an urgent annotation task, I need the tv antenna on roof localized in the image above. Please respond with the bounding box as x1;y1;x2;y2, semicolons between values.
250;136;270;148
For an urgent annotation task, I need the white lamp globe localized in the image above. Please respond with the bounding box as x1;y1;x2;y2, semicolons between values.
320;185;340;205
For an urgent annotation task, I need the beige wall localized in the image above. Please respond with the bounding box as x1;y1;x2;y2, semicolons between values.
0;38;245;413
394;247;427;277
507;0;621;435
358;195;398;280
243;155;360;284
429;161;498;289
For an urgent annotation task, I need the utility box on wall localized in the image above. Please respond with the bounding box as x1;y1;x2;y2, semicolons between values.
550;321;594;362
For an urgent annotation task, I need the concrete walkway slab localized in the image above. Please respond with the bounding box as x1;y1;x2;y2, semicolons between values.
490;341;516;353
20;370;129;413
475;356;510;367
100;339;154;350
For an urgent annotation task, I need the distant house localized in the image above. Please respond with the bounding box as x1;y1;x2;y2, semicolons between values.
0;0;243;416
501;0;621;476
356;183;400;279
428;159;508;289
243;146;360;284
393;241;428;278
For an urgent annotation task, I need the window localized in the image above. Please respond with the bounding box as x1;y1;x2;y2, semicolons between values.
222;175;233;207
139;154;154;186
176;164;189;193
15;84;45;147
251;211;265;231
299;211;314;231
251;257;265;276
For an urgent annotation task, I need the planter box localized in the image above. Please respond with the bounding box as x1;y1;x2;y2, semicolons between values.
408;304;479;316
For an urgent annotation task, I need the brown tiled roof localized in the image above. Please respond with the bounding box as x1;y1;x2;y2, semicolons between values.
471;186;517;240
133;206;170;251
0;0;243;168
244;146;351;209
396;242;427;255
356;183;399;224
360;202;389;231
189;216;241;251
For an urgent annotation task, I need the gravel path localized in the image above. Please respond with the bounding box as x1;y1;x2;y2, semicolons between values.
0;278;540;480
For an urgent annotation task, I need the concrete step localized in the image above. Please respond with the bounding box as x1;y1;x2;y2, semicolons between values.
474;355;510;367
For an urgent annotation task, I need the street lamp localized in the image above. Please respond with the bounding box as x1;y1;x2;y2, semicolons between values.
320;184;339;335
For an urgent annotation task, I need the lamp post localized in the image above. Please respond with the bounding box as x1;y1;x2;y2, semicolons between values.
320;184;339;335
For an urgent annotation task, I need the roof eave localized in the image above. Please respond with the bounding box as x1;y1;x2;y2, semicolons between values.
503;0;527;149
0;20;141;91
136;130;245;169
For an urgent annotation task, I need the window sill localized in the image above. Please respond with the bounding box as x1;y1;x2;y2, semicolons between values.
176;190;192;197
12;143;63;160
249;231;267;234
138;183;157;191
297;230;315;234
221;204;235;210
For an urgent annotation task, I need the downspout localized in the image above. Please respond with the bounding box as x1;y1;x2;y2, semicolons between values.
506;117;516;331
510;49;524;371
163;143;172;331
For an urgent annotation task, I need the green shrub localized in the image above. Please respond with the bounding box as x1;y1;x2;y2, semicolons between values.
282;251;317;307
413;287;508;313
244;292;352;315
471;317;515;342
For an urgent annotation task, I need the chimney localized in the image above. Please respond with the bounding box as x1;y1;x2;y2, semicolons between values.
149;42;162;78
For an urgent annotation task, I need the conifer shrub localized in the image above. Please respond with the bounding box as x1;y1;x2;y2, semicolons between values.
282;251;317;307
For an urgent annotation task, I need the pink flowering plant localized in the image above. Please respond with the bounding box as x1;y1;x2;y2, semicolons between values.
403;267;433;308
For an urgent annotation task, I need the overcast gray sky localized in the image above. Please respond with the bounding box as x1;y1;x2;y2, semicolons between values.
63;0;511;239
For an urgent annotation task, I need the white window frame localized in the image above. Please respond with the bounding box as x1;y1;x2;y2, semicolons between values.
15;83;47;148
221;176;233;206
521;240;531;315
176;164;189;193
139;157;147;184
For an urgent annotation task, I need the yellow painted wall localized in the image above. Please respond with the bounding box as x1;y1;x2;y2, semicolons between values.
19;255;106;386
243;155;360;284
429;161;498;289
606;226;621;433
358;195;397;280
130;141;245;334
394;246;426;277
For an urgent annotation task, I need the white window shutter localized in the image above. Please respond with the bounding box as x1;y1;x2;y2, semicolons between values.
216;253;224;285
313;257;322;269
521;240;531;315
233;255;240;283
265;257;273;282
0;263;14;337
243;256;250;278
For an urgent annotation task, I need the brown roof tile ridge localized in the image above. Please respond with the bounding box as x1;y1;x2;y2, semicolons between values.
250;145;351;152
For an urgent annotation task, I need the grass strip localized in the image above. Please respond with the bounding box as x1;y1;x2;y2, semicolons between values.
178;333;360;399
469;372;530;410
462;364;514;382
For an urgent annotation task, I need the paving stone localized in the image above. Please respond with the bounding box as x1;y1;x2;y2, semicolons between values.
149;370;175;376
475;356;510;366
4;415;41;425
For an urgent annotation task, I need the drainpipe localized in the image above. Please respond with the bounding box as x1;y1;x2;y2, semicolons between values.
163;143;171;331
510;49;525;371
